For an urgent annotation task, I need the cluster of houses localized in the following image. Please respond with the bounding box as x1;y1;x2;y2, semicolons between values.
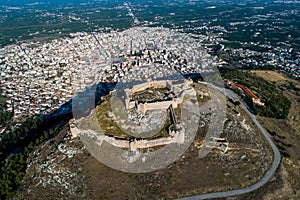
227;48;300;79
0;27;221;120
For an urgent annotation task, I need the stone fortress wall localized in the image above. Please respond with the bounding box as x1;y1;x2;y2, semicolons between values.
94;130;185;152
124;78;194;114
72;125;185;152
71;78;195;151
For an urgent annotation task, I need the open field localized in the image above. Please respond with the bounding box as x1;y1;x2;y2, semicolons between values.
251;70;300;89
251;70;290;82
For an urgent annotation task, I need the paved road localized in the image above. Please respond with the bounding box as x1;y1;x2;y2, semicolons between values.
180;85;281;200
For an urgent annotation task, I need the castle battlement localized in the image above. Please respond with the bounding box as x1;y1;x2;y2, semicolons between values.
122;78;193;114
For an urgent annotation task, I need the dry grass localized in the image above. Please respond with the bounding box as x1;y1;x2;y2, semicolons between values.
251;70;288;82
96;100;127;137
251;70;300;88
